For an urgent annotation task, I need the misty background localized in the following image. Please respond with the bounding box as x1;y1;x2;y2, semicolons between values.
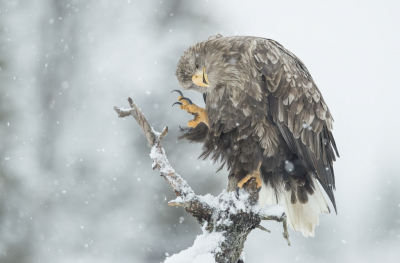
1;0;399;262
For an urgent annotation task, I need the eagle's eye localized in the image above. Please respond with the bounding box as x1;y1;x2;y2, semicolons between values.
195;64;199;70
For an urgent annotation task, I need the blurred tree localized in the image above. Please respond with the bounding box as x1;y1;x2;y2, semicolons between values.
0;3;33;263
36;0;80;171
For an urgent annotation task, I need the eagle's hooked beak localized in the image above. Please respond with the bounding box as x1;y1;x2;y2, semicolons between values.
192;67;209;87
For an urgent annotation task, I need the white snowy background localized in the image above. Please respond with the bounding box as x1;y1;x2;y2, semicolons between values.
1;0;399;262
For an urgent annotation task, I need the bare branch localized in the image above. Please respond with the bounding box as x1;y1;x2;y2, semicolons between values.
256;225;271;233
114;98;191;196
282;217;291;246
115;96;292;262
114;97;157;146
261;214;291;246
114;98;212;222
159;126;169;141
167;201;187;207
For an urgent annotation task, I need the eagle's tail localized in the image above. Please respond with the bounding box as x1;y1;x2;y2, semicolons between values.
259;177;330;237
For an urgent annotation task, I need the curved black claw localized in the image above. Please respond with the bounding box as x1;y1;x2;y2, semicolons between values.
171;90;184;97
257;187;261;193
179;125;193;134
236;187;240;198
172;102;183;107
179;97;193;105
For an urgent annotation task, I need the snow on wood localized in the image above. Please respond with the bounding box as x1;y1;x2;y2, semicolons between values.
114;97;291;263
164;227;225;263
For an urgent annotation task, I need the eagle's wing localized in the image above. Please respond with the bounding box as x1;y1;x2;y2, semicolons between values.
252;39;339;212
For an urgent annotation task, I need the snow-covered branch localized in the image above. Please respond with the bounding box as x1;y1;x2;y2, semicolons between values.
114;97;291;263
114;98;212;224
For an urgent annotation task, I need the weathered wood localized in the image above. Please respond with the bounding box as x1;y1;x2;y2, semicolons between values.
114;97;290;263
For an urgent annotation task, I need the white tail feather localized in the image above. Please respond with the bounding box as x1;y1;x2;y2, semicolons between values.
259;178;330;237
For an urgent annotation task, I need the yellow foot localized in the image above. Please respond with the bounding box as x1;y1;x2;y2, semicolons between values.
172;90;209;128
236;162;262;195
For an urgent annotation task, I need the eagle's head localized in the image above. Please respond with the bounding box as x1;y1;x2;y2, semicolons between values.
175;34;239;94
175;45;210;94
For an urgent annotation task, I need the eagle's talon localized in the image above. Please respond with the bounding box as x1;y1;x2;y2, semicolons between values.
171;90;184;97
236;187;240;198
179;125;193;133
173;92;209;128
236;162;263;193
179;97;193;105
172;102;183;107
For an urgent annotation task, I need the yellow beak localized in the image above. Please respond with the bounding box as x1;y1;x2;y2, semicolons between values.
192;67;209;87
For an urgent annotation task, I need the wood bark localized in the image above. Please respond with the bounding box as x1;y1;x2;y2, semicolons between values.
114;97;290;263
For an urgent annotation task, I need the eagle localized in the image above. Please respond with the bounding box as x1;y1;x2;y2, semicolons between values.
173;34;339;237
